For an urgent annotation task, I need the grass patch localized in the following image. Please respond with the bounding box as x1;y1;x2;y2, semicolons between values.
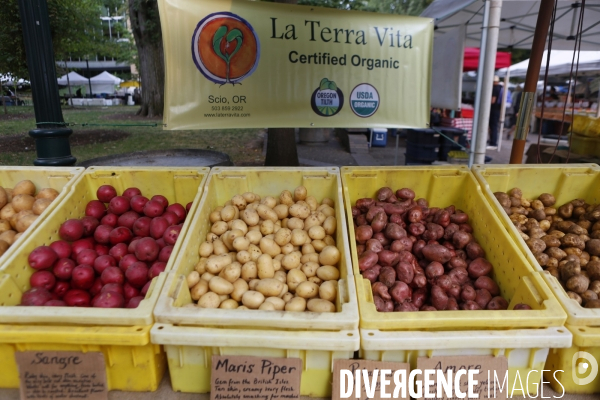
0;106;265;166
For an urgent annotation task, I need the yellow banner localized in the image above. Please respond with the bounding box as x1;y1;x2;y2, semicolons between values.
158;0;433;130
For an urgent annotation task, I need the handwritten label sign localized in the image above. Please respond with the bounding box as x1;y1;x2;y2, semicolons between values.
332;359;410;400
417;356;508;400
210;355;301;400
15;351;107;400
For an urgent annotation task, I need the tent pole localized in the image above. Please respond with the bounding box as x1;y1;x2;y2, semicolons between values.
498;69;510;152
509;0;555;164
597;87;600;118
472;0;503;165
468;0;490;168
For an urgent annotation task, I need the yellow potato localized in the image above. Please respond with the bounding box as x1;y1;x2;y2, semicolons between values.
323;216;337;236
260;196;277;209
32;198;52;215
241;261;258;281
35;188;59;201
274;270;287;283
230;219;248;234
317;205;335;218
233;236;250;252
258;301;276;311
311;239;326;252
308;276;322;285
245;230;262;245
287;269;307;291
242;192;258;203
302;243;316;254
260;220;275;235
198;241;214;257
287;217;304;230
211;221;228;235
201;272;215;282
209;210;222;223
285;296;306;311
206;232;219;243
12;194;35;212
295;281;319;299
321;197;334;207
248;279;260;290
260;237;281;257
190;279;209;300
273;204;289;220
282;251;301;270
255;278;284;297
293;186;307;202
220;299;239;309
11;210;33;229
0;187;7;209
290;229;308;246
187;271;201;288
0;229;16;245
257;254;275;279
0;219;11;234
301;253;319;265
231;278;249;302
13;232;22;242
264;296;285;310
4;188;12;203
257;204;278;222
220;262;242;283
241;208;260;226
305;196;318;211
308;225;326;240
319;246;341;265
195;258;208;274
206;254;232;274
279;190;294;206
231;195;247;211
198;292;221;308
220;205;237;222
289;204;310;219
0;204;15;222
0;240;9;256
301;261;320;277
303;214;322;231
324;235;336;247
248;244;262;261
13;180;36;196
209;276;235;295
273;258;282;271
274;228;292;247
319;280;337;302
236;250;251;264
317;265;340;281
307;298;335;312
242;290;265;309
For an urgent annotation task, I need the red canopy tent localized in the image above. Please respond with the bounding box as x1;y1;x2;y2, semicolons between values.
463;47;512;72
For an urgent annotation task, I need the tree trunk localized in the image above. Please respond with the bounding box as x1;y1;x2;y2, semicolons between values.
265;0;299;166
128;0;164;118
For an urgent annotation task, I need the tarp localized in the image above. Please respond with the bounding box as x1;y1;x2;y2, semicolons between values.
57;71;89;86
463;47;511;72
158;0;433;130
90;71;122;84
497;50;600;78
422;0;600;51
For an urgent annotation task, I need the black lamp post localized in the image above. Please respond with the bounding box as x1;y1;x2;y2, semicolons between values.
18;0;76;166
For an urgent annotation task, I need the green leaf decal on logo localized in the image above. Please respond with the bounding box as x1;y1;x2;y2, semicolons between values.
328;81;337;91
212;26;245;85
226;29;243;60
213;26;228;62
320;78;330;91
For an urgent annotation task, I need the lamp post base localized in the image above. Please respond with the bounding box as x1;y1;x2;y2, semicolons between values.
29;128;77;166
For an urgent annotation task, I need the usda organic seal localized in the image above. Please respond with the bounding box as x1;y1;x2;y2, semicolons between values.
350;83;380;118
311;78;344;117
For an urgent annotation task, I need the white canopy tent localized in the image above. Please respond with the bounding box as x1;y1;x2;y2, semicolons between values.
422;0;600;51
90;71;122;95
57;71;89;87
497;50;600;77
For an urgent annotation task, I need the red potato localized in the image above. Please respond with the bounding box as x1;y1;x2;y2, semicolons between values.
373;295;386;312
93;225;112;244
149;217;169;240
89;278;103;296
389;213;404;225
390;237;413;253
487;296;509;310
474;276;500;296
468;258;493;279
372;281;391;301
122;187;142;199
109;243;128;262
460;224;474;233
49;240;71;259
126;262;149;288
355;215;367;226
143;200;165;218
355;225;373;244
63;289;91;307
96;185;117;203
30;271;56;290
85;200;107;220
446;298;459;310
412;240;426;258
59;219;84;242
93;291;125;308
448;267;470;286
100;213;118;228
514;303;533;310
452;231;472;249
101;283;124;296
135;237;159;261
395;301;419;312
407;207;423;223
123;282;140;299
443;223;460;241
119;254;138;272
140;280;152;296
76;249;98;266
132;217;152;237
385;223;407;240
128;238;141;254
366;206;385;223
158;245;173;262
377;187;393;201
95;244;109;256
126;296;145;308
53;258;76;280
163;224;182;245
166;203;186;223
21;287;54;306
109;226;133;245
466;242;486;260
71;238;95;256
421;244;452;263
425;261;444;280
148;261;167;279
433;210;451;228
461;285;477;302
378;250;400;267
396;188;415;200
356;198;375;212
408;222;426;236
431;285;449;310
460;301;481;310
108;196;130;215
156;238;167;249
411;287;427;308
94;255;117;275
475;289;492;309
382;203;405;215
130;195;150;214
411;273;427;288
448;257;468;270
362;266;380;283
118;211;140;230
151;195;169;208
395;262;414;284
390;281;411;303
44;300;67;307
52;281;70;298
371;212;387;234
365;238;384;253
450;213;469;224
71;265;95;289
435;274;453;291
28;246;58;270
378;266;396;287
101;266;125;285
162;211;179;226
447;284;462;300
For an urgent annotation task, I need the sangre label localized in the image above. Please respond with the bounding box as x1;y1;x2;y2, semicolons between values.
350;84;379;118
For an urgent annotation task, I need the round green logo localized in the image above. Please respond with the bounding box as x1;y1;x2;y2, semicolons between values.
350;83;379;118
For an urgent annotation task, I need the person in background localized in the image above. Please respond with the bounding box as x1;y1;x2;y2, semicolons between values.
488;75;503;147
76;88;82;98
506;85;523;140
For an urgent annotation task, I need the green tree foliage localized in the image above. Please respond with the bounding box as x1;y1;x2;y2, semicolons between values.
0;0;135;80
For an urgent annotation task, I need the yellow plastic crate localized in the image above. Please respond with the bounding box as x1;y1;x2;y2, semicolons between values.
153;167;359;331
0;167;209;326
0;324;165;391
361;326;572;396
151;323;358;397
571;133;600;157
341;166;566;330
472;164;600;326
0;166;84;267
545;324;600;394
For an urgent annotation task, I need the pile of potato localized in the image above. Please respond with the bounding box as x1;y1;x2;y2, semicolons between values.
495;189;600;308
185;186;342;312
0;180;59;256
